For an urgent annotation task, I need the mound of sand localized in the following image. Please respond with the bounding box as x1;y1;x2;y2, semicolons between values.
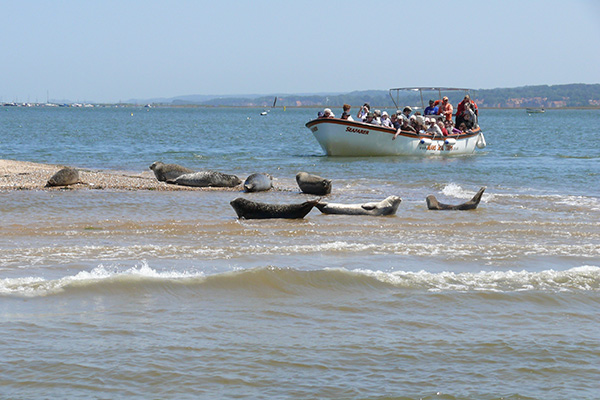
0;159;234;191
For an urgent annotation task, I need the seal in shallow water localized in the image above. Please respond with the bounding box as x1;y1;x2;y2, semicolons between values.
426;187;486;210
168;171;242;188
45;167;79;187
316;195;402;216
243;173;273;192
230;197;318;219
296;171;332;195
149;161;194;182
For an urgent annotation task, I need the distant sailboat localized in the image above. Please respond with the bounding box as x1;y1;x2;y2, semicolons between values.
260;97;278;116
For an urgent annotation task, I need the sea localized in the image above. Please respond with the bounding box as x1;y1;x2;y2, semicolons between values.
0;106;599;400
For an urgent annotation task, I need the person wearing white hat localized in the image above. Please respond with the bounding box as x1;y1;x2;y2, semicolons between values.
381;111;393;128
426;117;443;137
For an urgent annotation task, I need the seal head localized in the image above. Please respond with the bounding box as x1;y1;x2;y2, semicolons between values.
149;161;194;182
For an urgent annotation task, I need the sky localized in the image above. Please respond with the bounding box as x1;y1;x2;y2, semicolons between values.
1;0;599;103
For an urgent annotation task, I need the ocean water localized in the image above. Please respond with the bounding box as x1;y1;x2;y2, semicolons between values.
0;106;599;399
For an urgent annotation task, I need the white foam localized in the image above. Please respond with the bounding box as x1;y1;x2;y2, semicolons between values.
0;261;205;297
440;183;492;202
349;265;600;292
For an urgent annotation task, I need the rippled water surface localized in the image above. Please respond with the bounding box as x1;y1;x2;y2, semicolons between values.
1;107;599;399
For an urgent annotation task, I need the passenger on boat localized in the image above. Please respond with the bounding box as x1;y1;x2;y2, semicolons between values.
363;112;380;125
455;95;478;127
393;118;416;140
437;96;453;122
426;117;443;137
341;104;354;121
322;108;335;118
402;117;417;133
462;103;478;129
373;110;382;125
424;100;439;116
400;106;412;123
391;113;401;129
445;120;462;135
357;103;370;120
437;120;448;136
381;111;393;128
412;114;426;133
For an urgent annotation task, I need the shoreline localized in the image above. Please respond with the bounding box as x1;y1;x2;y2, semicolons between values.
0;159;237;191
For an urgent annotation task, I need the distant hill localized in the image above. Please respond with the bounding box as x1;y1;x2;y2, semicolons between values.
134;84;600;109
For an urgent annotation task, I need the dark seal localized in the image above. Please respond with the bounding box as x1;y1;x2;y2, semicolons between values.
230;197;318;219
426;187;486;210
149;161;194;182
296;171;332;195
168;171;242;188
45;167;79;187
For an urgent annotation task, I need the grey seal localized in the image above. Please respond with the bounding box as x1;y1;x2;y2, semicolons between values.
45;167;79;187
230;197;318;219
426;187;486;210
149;161;194;182
296;171;332;195
168;171;242;188
316;195;402;216
243;173;273;192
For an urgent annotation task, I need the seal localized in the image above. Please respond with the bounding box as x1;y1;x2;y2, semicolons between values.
230;197;318;219
45;167;79;187
243;173;273;192
149;161;194;182
316;195;402;216
168;171;242;187
426;187;486;210
296;171;332;195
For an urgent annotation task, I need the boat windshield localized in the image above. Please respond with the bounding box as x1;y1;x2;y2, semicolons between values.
388;87;472;111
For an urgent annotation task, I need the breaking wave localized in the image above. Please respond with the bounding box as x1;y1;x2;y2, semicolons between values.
1;262;599;298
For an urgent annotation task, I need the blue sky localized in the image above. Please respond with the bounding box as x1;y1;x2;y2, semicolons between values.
1;0;599;103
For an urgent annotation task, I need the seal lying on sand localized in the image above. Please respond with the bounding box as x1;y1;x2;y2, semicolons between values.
230;197;318;219
296;171;332;195
243;173;273;192
316;196;402;216
168;171;242;188
149;161;194;182
426;187;486;210
45;167;79;187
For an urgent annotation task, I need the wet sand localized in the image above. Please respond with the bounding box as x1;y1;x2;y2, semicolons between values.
0;159;236;191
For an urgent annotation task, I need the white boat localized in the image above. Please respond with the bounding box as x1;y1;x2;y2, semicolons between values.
305;87;487;156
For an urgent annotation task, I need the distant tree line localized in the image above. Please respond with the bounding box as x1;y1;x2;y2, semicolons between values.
170;84;600;108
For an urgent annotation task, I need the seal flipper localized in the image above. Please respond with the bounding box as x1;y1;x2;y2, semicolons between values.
458;187;486;210
426;187;486;210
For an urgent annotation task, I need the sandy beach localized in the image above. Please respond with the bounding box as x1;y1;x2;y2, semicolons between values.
0;159;230;191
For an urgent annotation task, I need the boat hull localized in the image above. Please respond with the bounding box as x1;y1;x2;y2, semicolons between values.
305;119;485;156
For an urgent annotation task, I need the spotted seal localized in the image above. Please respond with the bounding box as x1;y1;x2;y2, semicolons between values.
45;167;79;187
149;161;194;182
243;173;273;192
316;195;402;216
230;197;318;219
426;187;486;210
168;171;242;188
296;171;332;195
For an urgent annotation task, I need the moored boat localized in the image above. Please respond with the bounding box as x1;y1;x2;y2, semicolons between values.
305;87;487;156
526;107;545;113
